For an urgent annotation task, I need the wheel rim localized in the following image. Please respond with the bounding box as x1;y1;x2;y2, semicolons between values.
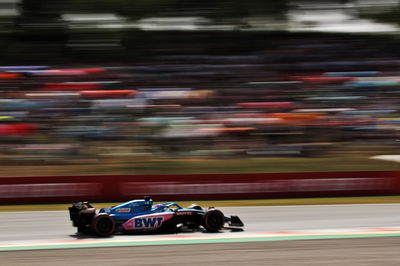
206;212;223;230
98;217;112;233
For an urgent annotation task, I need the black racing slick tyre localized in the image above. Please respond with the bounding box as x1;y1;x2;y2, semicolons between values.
202;209;224;232
91;214;115;237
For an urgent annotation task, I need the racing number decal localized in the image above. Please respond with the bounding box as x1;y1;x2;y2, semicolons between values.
134;217;164;228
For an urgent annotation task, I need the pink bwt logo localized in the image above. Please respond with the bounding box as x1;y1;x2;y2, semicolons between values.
134;217;164;228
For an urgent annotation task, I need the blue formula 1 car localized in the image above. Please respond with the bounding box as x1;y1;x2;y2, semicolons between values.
69;196;244;236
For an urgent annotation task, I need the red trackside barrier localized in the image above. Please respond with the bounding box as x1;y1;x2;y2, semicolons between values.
1;171;400;204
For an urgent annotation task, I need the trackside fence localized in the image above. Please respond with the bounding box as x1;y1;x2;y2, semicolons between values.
1;171;400;204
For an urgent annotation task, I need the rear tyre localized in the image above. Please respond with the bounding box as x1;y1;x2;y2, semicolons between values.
202;209;224;232
91;214;115;237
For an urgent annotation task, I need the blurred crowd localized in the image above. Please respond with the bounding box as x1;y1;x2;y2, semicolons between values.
1;35;400;164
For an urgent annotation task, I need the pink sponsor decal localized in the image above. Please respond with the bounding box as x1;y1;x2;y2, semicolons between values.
122;213;174;231
116;208;131;213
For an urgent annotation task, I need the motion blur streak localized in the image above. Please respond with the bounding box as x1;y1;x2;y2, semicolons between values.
0;1;398;173
2;239;400;266
1;1;400;265
2;205;400;265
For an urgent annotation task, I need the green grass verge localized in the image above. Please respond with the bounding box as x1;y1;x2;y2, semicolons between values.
2;196;400;212
2;156;400;177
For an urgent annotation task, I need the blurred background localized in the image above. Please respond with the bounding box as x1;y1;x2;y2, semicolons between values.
1;0;400;176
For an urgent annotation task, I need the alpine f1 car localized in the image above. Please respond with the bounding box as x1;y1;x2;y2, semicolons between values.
69;196;244;236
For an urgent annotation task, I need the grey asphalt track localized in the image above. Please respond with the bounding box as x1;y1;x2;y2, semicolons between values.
1;204;400;265
1;204;400;243
3;238;400;266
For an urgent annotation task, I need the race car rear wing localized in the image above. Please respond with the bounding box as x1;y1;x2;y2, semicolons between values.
69;202;96;228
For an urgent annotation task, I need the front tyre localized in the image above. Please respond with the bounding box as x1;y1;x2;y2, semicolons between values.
91;214;115;237
202;209;224;232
